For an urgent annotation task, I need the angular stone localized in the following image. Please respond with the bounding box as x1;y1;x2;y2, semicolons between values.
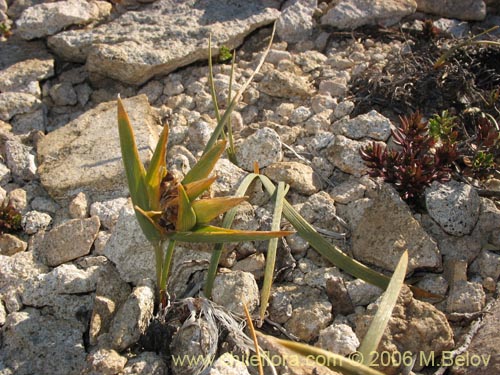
0;233;27;255
264;161;321;195
332;110;392;141
36;216;100;266
3;139;37;181
316;323;360;356
89;262;131;346
206;352;250;375
103;203;155;284
48;0;280;85
326;135;375;176
21;210;52;234
276;0;316;43
425;180;480;236
0;58;54;96
416;0;486;21
0;308;86;375
321;0;417;29
236;127;282;172
356;285;454;375
38;95;159;202
0;92;42;121
121;352;168;375
446;280;485;314
109;279;155;351
85;349;127;375
258;333;343;375
212;270;259;316
259;69;315;98
69;192;89;219
457;297;500;374
352;184;441;273
329;177;366;204
89;197;128;229
15;0;111;40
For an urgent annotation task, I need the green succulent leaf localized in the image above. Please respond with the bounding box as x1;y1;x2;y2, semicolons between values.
358;251;408;365
169;224;293;243
182;140;226;185
192;196;247;224
259;181;286;322
176;184;197;232
145;124;169;210
184;176;217;201
117;97;162;243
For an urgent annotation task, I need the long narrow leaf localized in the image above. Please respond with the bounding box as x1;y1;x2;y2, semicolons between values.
192;196;247;224
118;97;162;243
204;173;261;297
117;96;147;207
259;333;385;375
145;124;169;210
182;140;226;185
176;184;197;232
257;175;392;290
169;225;292;243
259;181;286;323
358;251;408;365
202;22;276;155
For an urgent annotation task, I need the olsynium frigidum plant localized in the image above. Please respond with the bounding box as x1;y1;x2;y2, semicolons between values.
117;96;292;304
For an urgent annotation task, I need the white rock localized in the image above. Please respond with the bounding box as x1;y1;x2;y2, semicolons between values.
0;308;86;375
21;210;52;234
330;178;366;204
0;92;42;121
322;0;417;29
319;78;348;97
326;135;374;176
48;0;279;85
8;188;27;212
109;279;155;351
346;279;383;306
35;216;100;266
332;110;392;141
38;95;159;202
103;203;155;284
16;0;109;40
290;105;313;124
425;180;480;236
212;271;259;316
0;58;54;96
316;323;360;356
264;161;321;195
69;192;89;219
236;127;283;172
416;0;486;21
206;352;251;375
89;197;128;230
446;281;485;314
276;0;316;43
352;184;441;273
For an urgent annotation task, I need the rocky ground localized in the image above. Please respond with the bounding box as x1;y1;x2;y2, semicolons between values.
1;0;500;374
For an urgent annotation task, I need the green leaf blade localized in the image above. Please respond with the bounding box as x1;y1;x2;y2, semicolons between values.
358;251;408;365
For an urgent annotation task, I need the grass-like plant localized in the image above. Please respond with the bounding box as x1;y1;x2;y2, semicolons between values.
251;252;408;375
119;27;435;317
117;99;291;305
